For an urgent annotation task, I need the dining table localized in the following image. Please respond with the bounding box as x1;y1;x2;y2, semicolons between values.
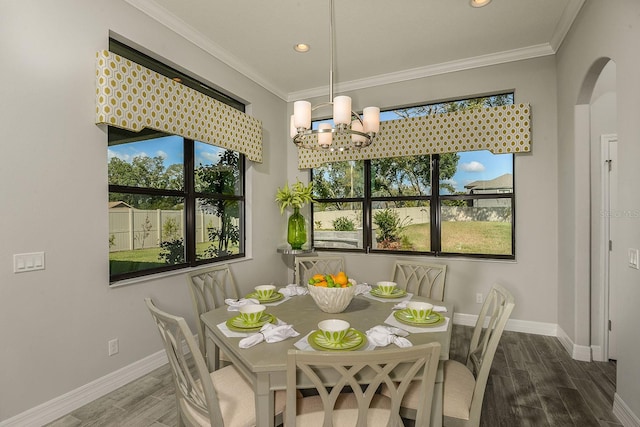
200;287;454;427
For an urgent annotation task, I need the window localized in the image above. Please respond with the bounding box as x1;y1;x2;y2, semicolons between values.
107;40;246;282
311;94;515;259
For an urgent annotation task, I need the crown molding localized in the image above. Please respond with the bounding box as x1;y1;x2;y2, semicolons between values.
123;0;289;101
287;43;555;102
549;0;586;52
125;0;575;104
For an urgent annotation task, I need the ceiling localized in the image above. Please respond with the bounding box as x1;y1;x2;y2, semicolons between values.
124;0;585;102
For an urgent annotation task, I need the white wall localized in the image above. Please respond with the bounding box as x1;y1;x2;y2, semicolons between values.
556;0;640;419
0;0;288;421
289;56;560;322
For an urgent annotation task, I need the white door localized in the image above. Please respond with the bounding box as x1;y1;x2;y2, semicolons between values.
602;134;618;360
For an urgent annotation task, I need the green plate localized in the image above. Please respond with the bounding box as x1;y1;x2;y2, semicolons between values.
226;313;276;332
308;328;367;351
393;309;445;327
370;288;408;299
245;292;284;304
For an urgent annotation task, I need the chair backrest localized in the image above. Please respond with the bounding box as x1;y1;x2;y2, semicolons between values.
295;256;345;286
465;284;515;424
391;261;447;301
286;343;441;427
145;298;225;425
186;264;239;356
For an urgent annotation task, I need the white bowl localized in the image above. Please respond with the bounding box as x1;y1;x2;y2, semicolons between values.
406;301;433;321
238;304;266;324
254;284;276;300
376;281;397;295
307;284;356;313
318;319;350;344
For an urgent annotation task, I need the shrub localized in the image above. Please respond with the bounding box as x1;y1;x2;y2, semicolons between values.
373;209;412;249
158;238;184;264
333;216;355;231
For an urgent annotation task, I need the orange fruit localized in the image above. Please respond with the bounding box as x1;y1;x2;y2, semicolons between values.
315;281;328;287
335;271;348;286
312;274;325;281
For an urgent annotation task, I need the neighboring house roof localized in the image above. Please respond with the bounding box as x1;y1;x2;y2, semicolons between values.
108;201;132;209
464;173;513;191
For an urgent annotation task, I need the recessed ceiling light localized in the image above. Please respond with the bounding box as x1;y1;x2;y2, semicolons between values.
294;43;310;53
470;0;491;7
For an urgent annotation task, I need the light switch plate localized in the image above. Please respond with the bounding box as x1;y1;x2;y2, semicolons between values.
13;252;45;273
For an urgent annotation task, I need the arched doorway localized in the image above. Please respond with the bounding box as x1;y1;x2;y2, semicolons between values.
581;58;618;361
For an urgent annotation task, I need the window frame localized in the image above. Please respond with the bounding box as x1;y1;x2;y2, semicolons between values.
107;40;246;283
310;95;516;260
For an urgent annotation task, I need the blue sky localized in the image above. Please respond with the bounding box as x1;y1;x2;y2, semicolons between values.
109;131;512;193
447;150;512;192
108;136;223;168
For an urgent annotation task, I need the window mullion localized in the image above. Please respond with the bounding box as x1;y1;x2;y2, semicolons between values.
431;155;441;253
184;138;196;265
364;160;372;252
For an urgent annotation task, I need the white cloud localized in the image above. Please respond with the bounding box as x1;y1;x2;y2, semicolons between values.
107;149;131;162
199;151;218;163
156;150;168;159
107;149;149;162
460;161;485;172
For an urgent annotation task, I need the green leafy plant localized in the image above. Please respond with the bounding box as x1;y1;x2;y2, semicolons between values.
158;238;184;264
275;180;314;214
373;208;412;249
333;216;356;231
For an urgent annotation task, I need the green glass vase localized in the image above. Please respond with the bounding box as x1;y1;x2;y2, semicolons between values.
287;207;307;250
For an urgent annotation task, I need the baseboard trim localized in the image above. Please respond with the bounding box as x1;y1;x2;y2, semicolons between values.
452;313;558;336
591;345;605;362
0;350;168;427
613;393;640;427
556;326;592;361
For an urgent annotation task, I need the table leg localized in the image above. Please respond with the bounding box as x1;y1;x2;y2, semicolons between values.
255;372;274;427
205;331;220;371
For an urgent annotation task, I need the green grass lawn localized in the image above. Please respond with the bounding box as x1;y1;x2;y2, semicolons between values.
397;221;511;254
109;242;231;275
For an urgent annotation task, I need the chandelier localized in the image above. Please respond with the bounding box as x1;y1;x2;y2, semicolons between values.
290;0;380;151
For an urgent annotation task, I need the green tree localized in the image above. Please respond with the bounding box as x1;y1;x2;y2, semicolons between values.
196;150;240;257
312;161;363;210
108;155;184;209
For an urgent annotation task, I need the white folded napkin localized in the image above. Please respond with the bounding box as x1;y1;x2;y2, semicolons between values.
225;298;260;311
366;325;412;348
278;284;309;297
354;283;372;295
238;320;300;348
392;301;447;312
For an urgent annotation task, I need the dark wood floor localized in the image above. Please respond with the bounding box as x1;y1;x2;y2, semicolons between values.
46;325;620;427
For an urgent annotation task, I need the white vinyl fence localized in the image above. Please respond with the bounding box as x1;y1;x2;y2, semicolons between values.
109;208;222;252
314;205;511;230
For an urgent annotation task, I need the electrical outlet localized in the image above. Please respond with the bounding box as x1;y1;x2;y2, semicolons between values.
476;293;484;304
108;338;119;356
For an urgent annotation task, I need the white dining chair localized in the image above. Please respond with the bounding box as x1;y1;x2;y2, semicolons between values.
387;284;514;427
145;298;286;426
294;255;345;286
391;260;447;301
285;342;441;427
186;264;239;370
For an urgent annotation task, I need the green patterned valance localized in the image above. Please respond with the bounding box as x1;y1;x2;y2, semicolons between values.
95;50;262;163
297;103;531;169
